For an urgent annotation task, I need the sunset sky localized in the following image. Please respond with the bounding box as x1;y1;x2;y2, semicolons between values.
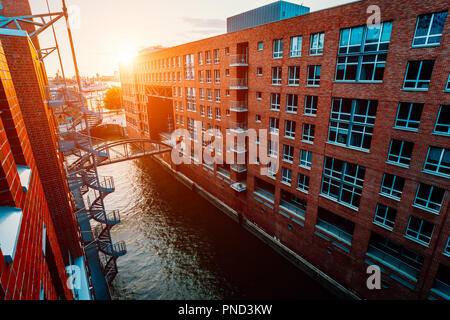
29;0;355;78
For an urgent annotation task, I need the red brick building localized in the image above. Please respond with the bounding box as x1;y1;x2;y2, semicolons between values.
121;0;450;299
0;41;73;300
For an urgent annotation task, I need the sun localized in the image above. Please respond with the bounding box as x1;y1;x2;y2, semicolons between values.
118;51;135;65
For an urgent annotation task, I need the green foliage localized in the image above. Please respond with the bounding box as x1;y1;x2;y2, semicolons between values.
103;86;122;110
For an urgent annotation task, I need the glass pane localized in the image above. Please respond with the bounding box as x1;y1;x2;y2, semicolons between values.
416;14;432;37
430;11;448;35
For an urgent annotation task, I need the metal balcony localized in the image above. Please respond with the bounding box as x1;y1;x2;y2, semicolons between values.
231;181;247;192
230;101;248;112
230;54;248;66
230;122;248;133
231;164;247;173
230;78;248;90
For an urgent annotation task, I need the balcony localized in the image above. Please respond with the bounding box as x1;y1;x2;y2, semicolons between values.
316;219;353;246
230;144;247;154
230;54;248;66
230;101;248;112
0;207;23;264
231;164;247;173
230;122;248;133
230;78;248;90
231;181;247;192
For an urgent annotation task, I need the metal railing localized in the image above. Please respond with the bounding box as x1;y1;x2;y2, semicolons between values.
230;54;248;66
230;78;248;89
230;101;248;112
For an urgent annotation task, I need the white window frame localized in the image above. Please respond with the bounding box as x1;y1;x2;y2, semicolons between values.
272;67;282;85
403;60;435;91
297;173;309;193
387;139;414;167
270;117;279;135
288;66;300;86
282;167;292;185
271;93;281;111
290;36;302;57
307;65;321;87
395;102;423;131
310;32;324;56
215;107;221;121
286;94;298;113
304;95;318;116
283;144;294;163
373;204;396;231
284;120;296;139
434;105;450;136
273;39;283;59
413;183;445;214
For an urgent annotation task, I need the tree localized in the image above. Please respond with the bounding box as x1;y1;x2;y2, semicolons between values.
103;86;122;110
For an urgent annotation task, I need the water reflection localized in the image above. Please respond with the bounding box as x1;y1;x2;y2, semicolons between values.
99;157;334;300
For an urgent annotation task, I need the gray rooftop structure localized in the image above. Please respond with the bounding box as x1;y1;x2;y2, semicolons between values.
227;1;310;33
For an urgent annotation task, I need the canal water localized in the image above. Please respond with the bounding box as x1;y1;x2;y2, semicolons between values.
99;157;334;300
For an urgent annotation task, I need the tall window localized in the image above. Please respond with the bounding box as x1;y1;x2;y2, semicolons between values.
268;140;278;158
290;36;302;57
206;70;212;83
207;106;212;119
434;105;450;136
198;52;203;65
321;157;366;209
310;32;324;55
273;39;283;58
328;98;377;151
205;51;211;64
272;67;282;85
288;66;300;85
283;145;294;163
412;11;448;47
387;139;414;167
215;89;221;103
270;117;279;135
215;108;221;120
214;49;220;63
380;173;405;200
373;204;397;231
414;183;445;213
258;42;264;51
395;102;424;131
282;167;292;185
307;65;321;86
403;60;435;90
214;70;220;84
300;150;312;169
302;124;315;143
336;22;392;82
284;120;296;139
271;93;281;111
286;94;298;113
424;147;450;177
297;174;310;193
304;95;318;116
405;216;434;246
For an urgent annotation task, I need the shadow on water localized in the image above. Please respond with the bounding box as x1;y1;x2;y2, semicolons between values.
98;157;335;300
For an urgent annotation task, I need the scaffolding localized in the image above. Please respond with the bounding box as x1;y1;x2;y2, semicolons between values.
0;0;172;298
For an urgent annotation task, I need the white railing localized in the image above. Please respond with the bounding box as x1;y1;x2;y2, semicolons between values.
230;78;248;89
230;101;248;112
230;54;248;66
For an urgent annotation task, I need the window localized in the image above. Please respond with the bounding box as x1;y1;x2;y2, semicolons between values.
215;89;220;102
336;22;392;82
297;173;310;193
374;204;397;230
304;95;318;116
270;117;279;135
395;102;424;131
414;183;445;213
282;167;292;185
283;144;294;163
257;67;263;76
424;147;450;177
268;140;278;158
290;36;302;57
380;173;405;200
207;106;212;119
434;105;450;135
206;70;212;83
446;74;450;92
214;70;220;83
403;60;435;90
284;120;296;139
412;11;448;47
205;51;211;64
256;92;262;100
328;98;377;151
214;49;220;63
272;67;282;85
256;114;261;123
445;237;450;256
286;94;298;113
406;216;434;246
302;124;315;143
310;32;324;55
387;139;414;167
226;109;230;116
200;105;205;117
271;93;281;111
258;41;263;51
215;108;221;120
225;69;230;77
288;66;300;85
307;65;321;86
300;150;312;169
321;157;366;208
206;89;212;101
273;39;283;58
199;71;204;83
199;88;204;100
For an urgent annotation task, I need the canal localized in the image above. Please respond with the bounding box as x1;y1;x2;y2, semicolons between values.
98;157;334;300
